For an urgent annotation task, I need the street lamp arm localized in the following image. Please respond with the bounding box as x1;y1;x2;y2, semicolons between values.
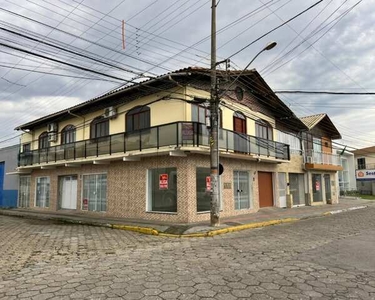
220;41;277;97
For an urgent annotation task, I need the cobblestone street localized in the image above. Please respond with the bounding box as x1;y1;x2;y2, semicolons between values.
1;207;375;300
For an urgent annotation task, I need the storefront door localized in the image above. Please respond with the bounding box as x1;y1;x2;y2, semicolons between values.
234;171;250;210
324;174;332;202
259;172;274;207
278;173;287;208
19;176;31;208
312;174;323;202
59;176;78;210
289;173;305;206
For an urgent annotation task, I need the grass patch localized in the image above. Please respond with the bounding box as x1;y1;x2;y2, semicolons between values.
359;195;375;200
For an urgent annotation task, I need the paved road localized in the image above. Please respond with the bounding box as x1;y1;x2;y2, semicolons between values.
1;207;375;300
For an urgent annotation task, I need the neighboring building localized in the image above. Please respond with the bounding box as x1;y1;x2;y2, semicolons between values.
12;68;341;223
300;114;343;205
335;148;356;194
352;146;375;194
0;144;19;207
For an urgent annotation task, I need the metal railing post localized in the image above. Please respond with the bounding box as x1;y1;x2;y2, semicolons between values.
157;127;160;149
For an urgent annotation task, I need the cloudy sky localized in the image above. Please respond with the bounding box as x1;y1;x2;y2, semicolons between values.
0;0;374;149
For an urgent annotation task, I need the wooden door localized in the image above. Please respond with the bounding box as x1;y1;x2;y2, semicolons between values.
258;172;274;208
233;117;246;133
233;116;247;152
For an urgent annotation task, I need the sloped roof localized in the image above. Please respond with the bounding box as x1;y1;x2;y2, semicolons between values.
300;113;341;140
352;146;375;156
15;67;307;132
300;113;326;130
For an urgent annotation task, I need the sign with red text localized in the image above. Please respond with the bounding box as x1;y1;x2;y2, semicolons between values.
315;181;320;191
159;174;168;190
206;176;211;192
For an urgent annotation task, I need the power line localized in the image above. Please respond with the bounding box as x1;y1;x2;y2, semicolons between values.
275;90;375;95
227;0;323;59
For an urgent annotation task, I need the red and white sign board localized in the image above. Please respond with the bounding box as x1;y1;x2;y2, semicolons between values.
82;198;88;210
315;181;320;191
159;174;168;190
206;176;211;192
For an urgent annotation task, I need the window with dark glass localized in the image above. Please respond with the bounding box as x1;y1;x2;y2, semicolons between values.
148;168;177;212
22;143;31;153
302;132;313;151
38;132;49;149
90;116;109;139
255;119;273;140
61;125;76;144
196;168;211;212
357;158;366;170
126;106;150;132
192;104;222;127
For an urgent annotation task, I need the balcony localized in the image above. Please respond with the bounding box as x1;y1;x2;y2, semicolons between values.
18;122;290;168
304;150;343;171
356;163;375;170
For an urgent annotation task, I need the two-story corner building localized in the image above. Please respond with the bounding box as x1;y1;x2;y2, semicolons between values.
300;114;343;205
14;67;309;223
352;146;375;195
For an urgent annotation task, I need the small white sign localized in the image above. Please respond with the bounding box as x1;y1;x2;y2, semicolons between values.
356;169;375;180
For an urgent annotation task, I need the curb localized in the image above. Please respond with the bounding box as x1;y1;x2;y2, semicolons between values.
0;205;369;238
323;205;367;216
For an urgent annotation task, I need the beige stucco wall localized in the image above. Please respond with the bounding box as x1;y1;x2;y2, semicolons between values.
186;86;275;138
20;87;188;150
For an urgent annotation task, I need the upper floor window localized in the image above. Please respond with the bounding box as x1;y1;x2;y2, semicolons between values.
38;132;49;149
61;125;76;144
192;104;222;127
90;116;109;139
126;106;150;132
357;158;366;170
22;143;31;153
233;111;246;134
255;119;273;140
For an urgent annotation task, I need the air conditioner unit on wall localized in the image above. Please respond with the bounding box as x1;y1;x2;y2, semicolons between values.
47;123;57;133
104;106;117;119
48;132;57;142
47;123;58;142
306;156;313;164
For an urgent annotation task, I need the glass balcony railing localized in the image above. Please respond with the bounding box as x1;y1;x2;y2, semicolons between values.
304;149;341;166
18;122;290;167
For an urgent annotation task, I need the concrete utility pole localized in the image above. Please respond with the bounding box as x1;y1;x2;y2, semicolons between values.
210;0;220;226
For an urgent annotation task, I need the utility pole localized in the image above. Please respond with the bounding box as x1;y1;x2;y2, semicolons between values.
210;0;220;226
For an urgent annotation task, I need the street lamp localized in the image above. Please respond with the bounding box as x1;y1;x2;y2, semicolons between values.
221;41;277;96
209;40;277;227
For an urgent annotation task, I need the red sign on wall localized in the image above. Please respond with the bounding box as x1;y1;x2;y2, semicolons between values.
315;181;320;191
159;174;168;190
82;198;88;210
206;176;211;192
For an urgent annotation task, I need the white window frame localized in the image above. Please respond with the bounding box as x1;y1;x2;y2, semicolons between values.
233;170;253;210
35;176;50;208
81;173;108;212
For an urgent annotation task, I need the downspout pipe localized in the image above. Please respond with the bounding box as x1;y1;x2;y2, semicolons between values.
68;110;86;140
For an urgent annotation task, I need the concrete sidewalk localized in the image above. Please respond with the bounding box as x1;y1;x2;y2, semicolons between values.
0;197;373;237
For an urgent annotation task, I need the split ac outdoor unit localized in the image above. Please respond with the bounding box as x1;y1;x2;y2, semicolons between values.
47;123;57;133
104;106;117;119
306;156;313;163
48;132;57;142
47;123;58;142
